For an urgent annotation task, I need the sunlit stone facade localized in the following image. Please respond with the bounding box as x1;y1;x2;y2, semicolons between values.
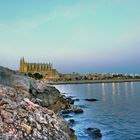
19;57;59;80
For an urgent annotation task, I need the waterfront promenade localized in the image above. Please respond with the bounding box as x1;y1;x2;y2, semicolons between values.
48;79;140;85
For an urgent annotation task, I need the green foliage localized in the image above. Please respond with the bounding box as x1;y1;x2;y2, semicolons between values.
26;72;43;80
33;73;43;80
27;72;33;77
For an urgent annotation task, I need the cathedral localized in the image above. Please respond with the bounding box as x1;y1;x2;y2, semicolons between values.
19;57;60;80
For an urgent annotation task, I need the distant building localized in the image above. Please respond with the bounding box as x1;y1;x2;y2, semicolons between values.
19;57;60;80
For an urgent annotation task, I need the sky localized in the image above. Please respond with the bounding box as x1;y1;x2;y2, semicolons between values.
0;0;140;74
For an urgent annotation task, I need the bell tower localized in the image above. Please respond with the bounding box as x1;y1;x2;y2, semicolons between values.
19;57;25;73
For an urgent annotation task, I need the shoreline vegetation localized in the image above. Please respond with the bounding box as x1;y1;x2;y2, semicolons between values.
48;79;140;85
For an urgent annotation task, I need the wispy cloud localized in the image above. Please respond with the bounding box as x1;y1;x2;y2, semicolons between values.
0;1;97;33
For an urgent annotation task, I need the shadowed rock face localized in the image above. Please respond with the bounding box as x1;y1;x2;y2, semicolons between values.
0;66;16;86
29;80;71;113
0;66;30;91
0;66;71;113
0;66;77;140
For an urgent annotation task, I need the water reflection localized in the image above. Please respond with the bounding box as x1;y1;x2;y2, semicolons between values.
117;83;120;95
102;83;106;95
130;82;134;95
124;82;128;97
102;83;107;101
112;83;116;95
111;83;118;102
86;84;91;97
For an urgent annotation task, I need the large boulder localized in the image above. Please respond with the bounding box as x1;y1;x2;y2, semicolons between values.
29;80;71;113
61;105;84;115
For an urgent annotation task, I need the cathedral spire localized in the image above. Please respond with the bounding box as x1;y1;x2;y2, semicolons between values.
19;57;25;73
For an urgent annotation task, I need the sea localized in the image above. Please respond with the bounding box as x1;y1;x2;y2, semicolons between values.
54;82;140;140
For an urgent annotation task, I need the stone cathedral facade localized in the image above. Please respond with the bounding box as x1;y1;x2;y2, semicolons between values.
19;57;60;80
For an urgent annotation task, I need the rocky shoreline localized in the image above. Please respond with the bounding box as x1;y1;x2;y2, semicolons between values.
0;66;81;140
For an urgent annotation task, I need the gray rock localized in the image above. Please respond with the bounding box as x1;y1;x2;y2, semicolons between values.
68;119;75;126
86;128;102;139
85;98;98;102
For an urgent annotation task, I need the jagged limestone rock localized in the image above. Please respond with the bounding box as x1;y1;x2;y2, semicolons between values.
0;85;76;140
0;66;77;140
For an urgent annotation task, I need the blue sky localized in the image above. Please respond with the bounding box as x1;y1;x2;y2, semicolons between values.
0;0;140;74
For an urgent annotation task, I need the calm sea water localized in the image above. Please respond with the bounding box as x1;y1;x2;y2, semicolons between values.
54;82;140;140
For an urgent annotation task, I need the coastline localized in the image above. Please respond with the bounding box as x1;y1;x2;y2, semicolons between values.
1;65;139;139
48;79;140;85
0;66;77;140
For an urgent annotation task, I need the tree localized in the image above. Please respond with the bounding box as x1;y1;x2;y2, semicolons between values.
27;72;33;77
33;73;43;80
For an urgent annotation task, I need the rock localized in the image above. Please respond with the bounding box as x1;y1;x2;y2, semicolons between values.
85;98;98;102
35;111;48;124
30;81;71;113
71;105;84;114
61;105;84;115
36;123;42;131
0;84;77;140
66;98;80;105
0;66;16;86
73;109;83;114
70;128;75;133
1;110;14;123
68;96;76;99
32;128;43;139
86;128;102;139
62;114;73;118
74;99;80;101
68;119;75;126
78;105;87;109
21;122;32;134
66;97;75;104
0;66;78;140
61;110;71;114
